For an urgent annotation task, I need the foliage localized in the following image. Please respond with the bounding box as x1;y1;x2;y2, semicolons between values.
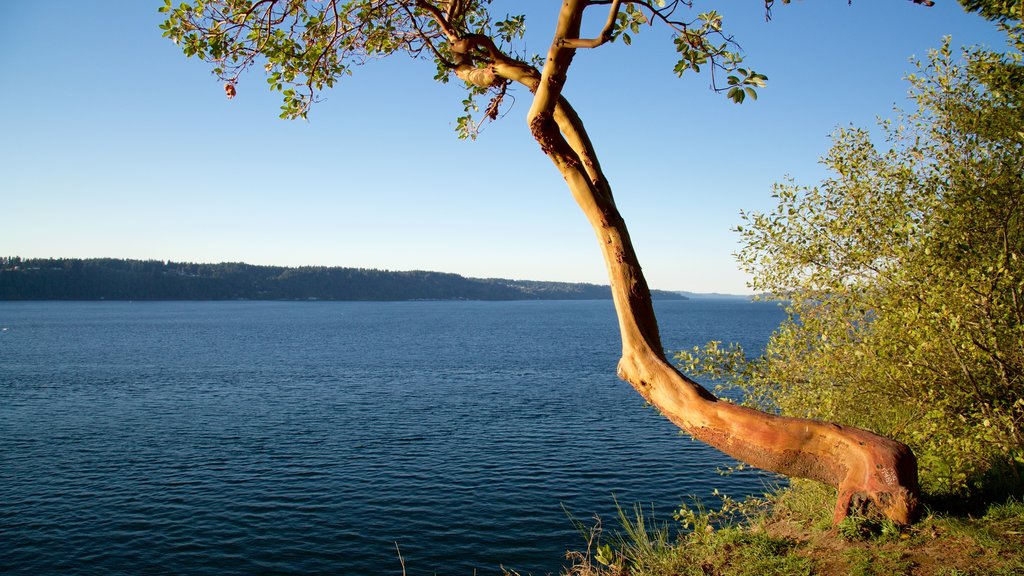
158;1;767;132
677;32;1024;496
960;0;1024;25
836;513;903;543
562;486;1024;576
563;494;810;576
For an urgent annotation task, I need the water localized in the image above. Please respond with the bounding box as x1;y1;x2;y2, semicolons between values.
0;299;785;575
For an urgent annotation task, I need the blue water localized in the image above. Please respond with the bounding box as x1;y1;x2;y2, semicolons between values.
0;299;785;575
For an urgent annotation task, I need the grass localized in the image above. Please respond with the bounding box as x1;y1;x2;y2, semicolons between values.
550;483;1024;576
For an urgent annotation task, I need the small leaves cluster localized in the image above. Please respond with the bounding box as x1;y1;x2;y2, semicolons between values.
672;11;723;75
837;513;903;542
726;68;768;103
449;9;530;140
674;339;779;410
612;2;650;46
494;13;526;47
676;340;748;382
455;84;488;140
673;490;770;535
959;0;1024;24
671;11;767;102
159;0;237;63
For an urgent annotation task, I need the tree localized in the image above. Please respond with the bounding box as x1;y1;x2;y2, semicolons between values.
683;22;1023;496
159;0;929;524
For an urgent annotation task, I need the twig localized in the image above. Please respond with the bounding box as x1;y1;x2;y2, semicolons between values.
395;542;406;576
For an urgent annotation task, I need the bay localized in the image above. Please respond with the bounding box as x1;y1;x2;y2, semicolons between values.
0;299;785;575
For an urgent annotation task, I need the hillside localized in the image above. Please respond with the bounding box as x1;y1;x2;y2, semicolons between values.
0;257;687;302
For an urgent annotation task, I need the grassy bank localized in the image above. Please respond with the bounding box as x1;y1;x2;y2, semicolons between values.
528;482;1024;576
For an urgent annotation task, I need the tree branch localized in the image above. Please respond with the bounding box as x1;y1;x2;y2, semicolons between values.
561;0;621;49
527;0;586;141
401;2;455;68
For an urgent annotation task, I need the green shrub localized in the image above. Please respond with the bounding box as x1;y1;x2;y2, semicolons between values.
678;35;1024;497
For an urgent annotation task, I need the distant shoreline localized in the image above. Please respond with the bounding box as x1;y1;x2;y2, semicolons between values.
0;257;690;302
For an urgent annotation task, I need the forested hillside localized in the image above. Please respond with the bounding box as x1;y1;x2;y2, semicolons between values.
0;258;686;301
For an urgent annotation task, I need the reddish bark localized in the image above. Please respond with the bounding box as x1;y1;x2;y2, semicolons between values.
424;0;921;525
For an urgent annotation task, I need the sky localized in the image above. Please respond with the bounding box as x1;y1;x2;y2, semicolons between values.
0;1;1010;294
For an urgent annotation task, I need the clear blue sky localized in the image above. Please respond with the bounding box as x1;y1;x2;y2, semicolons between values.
0;1;1008;294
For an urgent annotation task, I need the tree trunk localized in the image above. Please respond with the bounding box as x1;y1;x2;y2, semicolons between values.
536;100;920;525
428;0;921;525
522;0;919;526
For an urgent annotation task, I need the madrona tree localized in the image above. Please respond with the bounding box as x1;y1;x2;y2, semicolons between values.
160;0;925;524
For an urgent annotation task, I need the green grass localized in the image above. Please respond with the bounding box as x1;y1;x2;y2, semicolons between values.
554;486;1024;576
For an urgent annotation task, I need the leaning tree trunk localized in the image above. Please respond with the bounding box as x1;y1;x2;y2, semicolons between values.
426;0;920;525
534;106;919;525
531;100;919;525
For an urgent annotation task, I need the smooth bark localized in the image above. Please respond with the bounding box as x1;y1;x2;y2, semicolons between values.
426;0;921;525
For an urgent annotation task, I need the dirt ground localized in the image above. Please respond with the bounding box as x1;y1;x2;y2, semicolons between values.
760;512;1024;576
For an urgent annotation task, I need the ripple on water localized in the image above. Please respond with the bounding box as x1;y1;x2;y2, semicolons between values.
0;300;785;575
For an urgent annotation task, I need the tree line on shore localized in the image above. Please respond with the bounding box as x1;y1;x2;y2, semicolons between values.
0;257;688;302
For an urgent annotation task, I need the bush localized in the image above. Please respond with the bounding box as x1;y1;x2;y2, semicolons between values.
678;34;1024;496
